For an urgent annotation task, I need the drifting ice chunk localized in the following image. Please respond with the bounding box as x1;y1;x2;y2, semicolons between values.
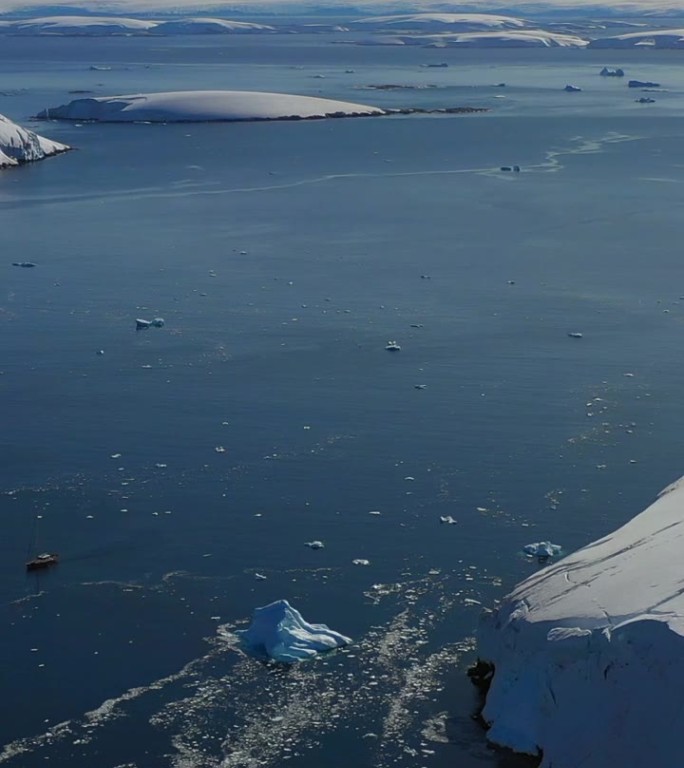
523;540;561;559
305;540;324;550
235;599;351;662
136;318;152;329
385;340;401;351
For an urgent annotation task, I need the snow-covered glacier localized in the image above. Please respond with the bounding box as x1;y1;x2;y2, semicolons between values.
38;91;384;123
0;113;69;168
476;475;684;768
235;599;351;662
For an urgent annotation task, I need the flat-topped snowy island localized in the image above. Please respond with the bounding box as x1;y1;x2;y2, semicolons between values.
476;475;684;768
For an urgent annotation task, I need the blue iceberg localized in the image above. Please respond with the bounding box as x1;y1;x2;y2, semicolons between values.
235;599;352;662
523;540;562;559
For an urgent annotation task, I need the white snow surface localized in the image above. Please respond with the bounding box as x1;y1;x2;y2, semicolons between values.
235;599;352;662
589;27;684;47
150;17;275;34
478;474;684;767
8;15;156;34
40;90;384;122
0;113;68;168
352;13;530;30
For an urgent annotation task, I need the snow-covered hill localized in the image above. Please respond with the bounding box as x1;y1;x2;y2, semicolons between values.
0;113;69;168
38;90;384;122
477;474;684;768
351;13;531;31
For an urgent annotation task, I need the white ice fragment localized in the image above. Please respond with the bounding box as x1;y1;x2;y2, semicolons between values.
110;453;122;459
564;84;582;92
136;318;152;329
214;446;226;453
523;540;562;559
305;540;324;550
254;573;267;581
368;510;382;516
440;515;457;524
235;599;351;662
352;559;370;566
567;331;583;338
151;317;165;328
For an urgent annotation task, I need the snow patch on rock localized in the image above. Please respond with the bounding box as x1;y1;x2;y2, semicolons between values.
352;13;530;31
477;474;684;767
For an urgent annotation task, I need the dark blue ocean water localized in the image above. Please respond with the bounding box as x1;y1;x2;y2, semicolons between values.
3;33;684;768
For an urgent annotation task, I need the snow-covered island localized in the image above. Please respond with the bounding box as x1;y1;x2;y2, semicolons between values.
0;113;69;169
37;90;385;123
475;474;684;767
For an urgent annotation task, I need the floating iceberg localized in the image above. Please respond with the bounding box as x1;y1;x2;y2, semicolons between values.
476;475;684;767
0;113;69;169
522;540;561;559
235;599;351;662
37;91;384;124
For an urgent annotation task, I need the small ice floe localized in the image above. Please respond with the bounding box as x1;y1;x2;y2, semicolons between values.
254;573;268;581
440;515;457;525
135;317;164;330
352;558;370;566
96;349;104;356
385;340;401;351
567;332;583;339
523;541;562;560
635;97;655;104
564;84;582;92
368;510;382;516
415;384;427;390
214;446;226;453
305;540;324;550
12;261;36;268
235;599;351;662
110;453;121;458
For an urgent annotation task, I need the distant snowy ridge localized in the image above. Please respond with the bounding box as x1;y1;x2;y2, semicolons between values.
0;113;68;168
476;474;684;768
0;14;275;34
150;17;275;34
38;90;385;122
3;0;684;19
589;27;684;47
8;15;157;34
394;29;589;47
351;13;531;31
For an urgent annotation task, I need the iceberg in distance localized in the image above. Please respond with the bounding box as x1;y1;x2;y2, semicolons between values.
37;90;384;123
0;113;69;168
235;599;351;662
476;474;684;767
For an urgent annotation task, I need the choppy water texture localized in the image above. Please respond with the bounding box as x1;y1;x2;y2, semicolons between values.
3;32;684;768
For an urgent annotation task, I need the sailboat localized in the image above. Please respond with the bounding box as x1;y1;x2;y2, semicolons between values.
25;515;58;571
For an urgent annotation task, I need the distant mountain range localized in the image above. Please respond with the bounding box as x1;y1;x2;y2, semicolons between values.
1;0;684;20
